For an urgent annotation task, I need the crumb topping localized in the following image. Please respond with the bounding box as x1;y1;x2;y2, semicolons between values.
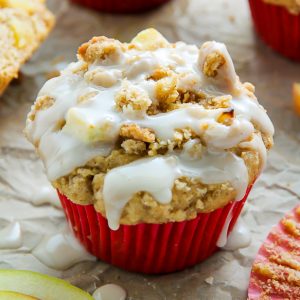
25;29;274;227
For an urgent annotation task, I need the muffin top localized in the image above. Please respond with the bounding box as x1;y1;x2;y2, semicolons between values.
25;29;274;229
263;0;300;14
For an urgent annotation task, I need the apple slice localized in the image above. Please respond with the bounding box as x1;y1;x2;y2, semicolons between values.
131;28;169;50
0;270;93;300
0;291;38;299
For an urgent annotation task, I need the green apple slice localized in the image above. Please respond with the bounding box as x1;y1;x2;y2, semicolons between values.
0;291;38;299
0;270;93;300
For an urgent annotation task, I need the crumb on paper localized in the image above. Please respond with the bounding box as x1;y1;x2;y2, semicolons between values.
228;15;235;23
204;276;214;285
293;83;300;116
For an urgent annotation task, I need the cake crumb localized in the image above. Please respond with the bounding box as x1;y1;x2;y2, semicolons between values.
121;139;146;155
203;52;226;78
115;81;152;112
120;124;155;143
28;95;55;121
78;36;123;63
228;15;235;23
204;276;214;285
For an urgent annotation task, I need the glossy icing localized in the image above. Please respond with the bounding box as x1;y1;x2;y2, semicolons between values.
25;30;274;230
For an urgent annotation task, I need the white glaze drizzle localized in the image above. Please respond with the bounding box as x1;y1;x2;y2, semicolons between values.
25;33;274;230
92;284;126;300
216;206;234;248
223;217;251;251
31;185;61;208
105;149;248;230
32;229;95;270
0;222;22;249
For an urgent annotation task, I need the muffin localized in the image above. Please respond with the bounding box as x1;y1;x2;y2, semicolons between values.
25;29;274;273
71;0;171;14
0;0;55;95
249;0;300;60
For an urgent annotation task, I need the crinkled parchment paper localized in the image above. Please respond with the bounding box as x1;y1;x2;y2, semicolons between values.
0;0;299;299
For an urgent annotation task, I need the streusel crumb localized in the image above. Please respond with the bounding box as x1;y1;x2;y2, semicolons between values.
120;124;155;143
202;52;226;77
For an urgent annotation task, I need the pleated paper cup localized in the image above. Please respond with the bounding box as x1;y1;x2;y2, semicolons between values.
249;0;300;61
58;185;252;274
248;204;300;299
70;0;171;14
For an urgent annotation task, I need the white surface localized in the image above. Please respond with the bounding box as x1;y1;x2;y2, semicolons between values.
0;0;299;299
0;222;22;249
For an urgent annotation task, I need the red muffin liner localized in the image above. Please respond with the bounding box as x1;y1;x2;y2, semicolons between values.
70;0;171;13
58;185;252;274
249;0;300;61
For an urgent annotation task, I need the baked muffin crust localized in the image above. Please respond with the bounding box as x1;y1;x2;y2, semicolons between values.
25;29;274;229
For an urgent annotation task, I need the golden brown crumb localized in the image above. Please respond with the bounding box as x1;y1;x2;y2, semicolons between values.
155;75;179;108
147;67;172;81
121;139;147;155
120;124;155;143
281;218;300;237
203;52;226;77
217;109;234;126
28;95;55;121
78;36;123;63
228;15;235;23
53;119;66;131
77;91;98;104
115;81;152;112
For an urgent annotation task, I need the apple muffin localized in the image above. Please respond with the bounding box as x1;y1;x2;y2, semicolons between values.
25;29;274;230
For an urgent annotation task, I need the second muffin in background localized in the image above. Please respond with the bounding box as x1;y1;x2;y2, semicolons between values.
25;29;274;273
249;0;300;60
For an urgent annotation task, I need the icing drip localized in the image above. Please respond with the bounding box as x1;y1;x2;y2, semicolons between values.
0;222;22;249
198;41;239;94
217;214;251;250
92;284;126;300
216;206;233;248
103;156;180;230
223;218;251;251
104;150;248;230
32;229;95;270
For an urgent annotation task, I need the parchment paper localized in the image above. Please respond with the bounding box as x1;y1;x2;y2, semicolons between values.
0;0;299;299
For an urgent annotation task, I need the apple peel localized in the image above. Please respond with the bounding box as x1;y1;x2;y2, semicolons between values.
0;270;93;300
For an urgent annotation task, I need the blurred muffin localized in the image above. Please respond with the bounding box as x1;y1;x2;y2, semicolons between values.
71;0;171;13
249;0;300;60
0;0;55;95
25;29;274;273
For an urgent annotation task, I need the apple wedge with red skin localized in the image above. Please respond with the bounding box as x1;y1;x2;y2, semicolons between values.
0;270;93;300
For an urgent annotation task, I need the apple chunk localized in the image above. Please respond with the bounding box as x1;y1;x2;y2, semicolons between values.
0;270;93;300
